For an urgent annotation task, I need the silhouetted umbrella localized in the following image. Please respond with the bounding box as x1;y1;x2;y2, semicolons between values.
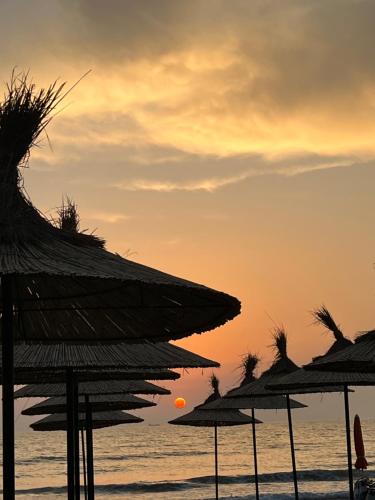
306;330;375;373
14;379;171;398
216;330;306;498
26;393;152;499
202;354;306;500
30;410;143;431
22;393;156;415
7;341;219;372
268;306;357;500
12;368;180;385
169;375;261;500
0;74;240;499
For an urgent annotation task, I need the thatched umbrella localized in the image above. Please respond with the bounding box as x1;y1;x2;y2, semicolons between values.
30;410;143;431
24;393;153;499
15;375;172;500
202;354;306;500
7;341;219;373
0;75;240;498
268;307;358;500
14;378;172;398
305;329;375;372
12;368;180;385
169;375;261;500
21;393;156;415
10;361;179;499
217;330;304;498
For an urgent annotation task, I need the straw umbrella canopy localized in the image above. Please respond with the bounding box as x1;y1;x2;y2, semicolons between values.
30;410;143;431
6;341;220;372
169;375;260;500
19;380;164;500
305;329;375;372
202;354;306;500
13;370;176;500
268;307;358;500
12;201;218;498
14;379;171;398
214;330;312;500
22;393;156;415
0;75;240;499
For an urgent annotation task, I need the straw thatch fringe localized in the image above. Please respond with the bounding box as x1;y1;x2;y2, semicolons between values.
6;342;219;370
202;394;306;410
22;393;155;415
31;410;143;431
269;368;375;390
305;329;375;372
14;379;170;398
10;368;179;385
169;408;261;427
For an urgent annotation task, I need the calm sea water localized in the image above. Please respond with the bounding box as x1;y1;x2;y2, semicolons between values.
6;419;375;499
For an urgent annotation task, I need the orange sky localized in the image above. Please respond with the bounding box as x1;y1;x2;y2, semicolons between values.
3;0;375;426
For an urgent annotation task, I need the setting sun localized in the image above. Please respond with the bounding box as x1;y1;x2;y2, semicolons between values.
174;397;186;409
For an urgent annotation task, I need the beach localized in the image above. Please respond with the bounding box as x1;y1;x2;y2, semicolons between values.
11;419;375;499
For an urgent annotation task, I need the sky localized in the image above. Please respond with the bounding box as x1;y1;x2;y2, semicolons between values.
2;0;375;428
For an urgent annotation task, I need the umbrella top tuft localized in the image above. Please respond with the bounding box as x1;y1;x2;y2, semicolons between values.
0;72;64;178
239;353;259;386
55;197;105;249
312;305;352;360
272;328;288;361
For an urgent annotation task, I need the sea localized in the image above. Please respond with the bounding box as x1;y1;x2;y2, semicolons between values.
8;419;375;499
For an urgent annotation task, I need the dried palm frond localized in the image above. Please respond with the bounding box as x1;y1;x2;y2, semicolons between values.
313;305;344;340
272;328;288;360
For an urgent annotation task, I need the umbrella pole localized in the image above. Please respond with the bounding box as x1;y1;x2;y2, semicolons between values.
73;376;80;499
344;385;354;500
85;395;95;500
81;429;88;500
251;409;260;500
66;368;76;500
286;394;299;500
2;276;15;500
214;423;219;500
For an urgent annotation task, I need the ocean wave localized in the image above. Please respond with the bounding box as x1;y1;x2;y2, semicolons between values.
219;493;348;500
10;468;372;496
98;450;211;461
188;468;375;484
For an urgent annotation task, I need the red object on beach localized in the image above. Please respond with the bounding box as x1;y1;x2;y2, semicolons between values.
354;414;368;470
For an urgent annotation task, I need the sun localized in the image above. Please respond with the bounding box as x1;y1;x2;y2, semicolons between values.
174;397;186;409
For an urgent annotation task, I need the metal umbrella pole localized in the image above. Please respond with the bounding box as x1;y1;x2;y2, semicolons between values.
85;395;95;500
251;408;260;500
66;369;76;499
2;276;15;499
286;394;299;499
343;385;354;500
73;376;80;498
214;423;219;500
81;429;88;500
